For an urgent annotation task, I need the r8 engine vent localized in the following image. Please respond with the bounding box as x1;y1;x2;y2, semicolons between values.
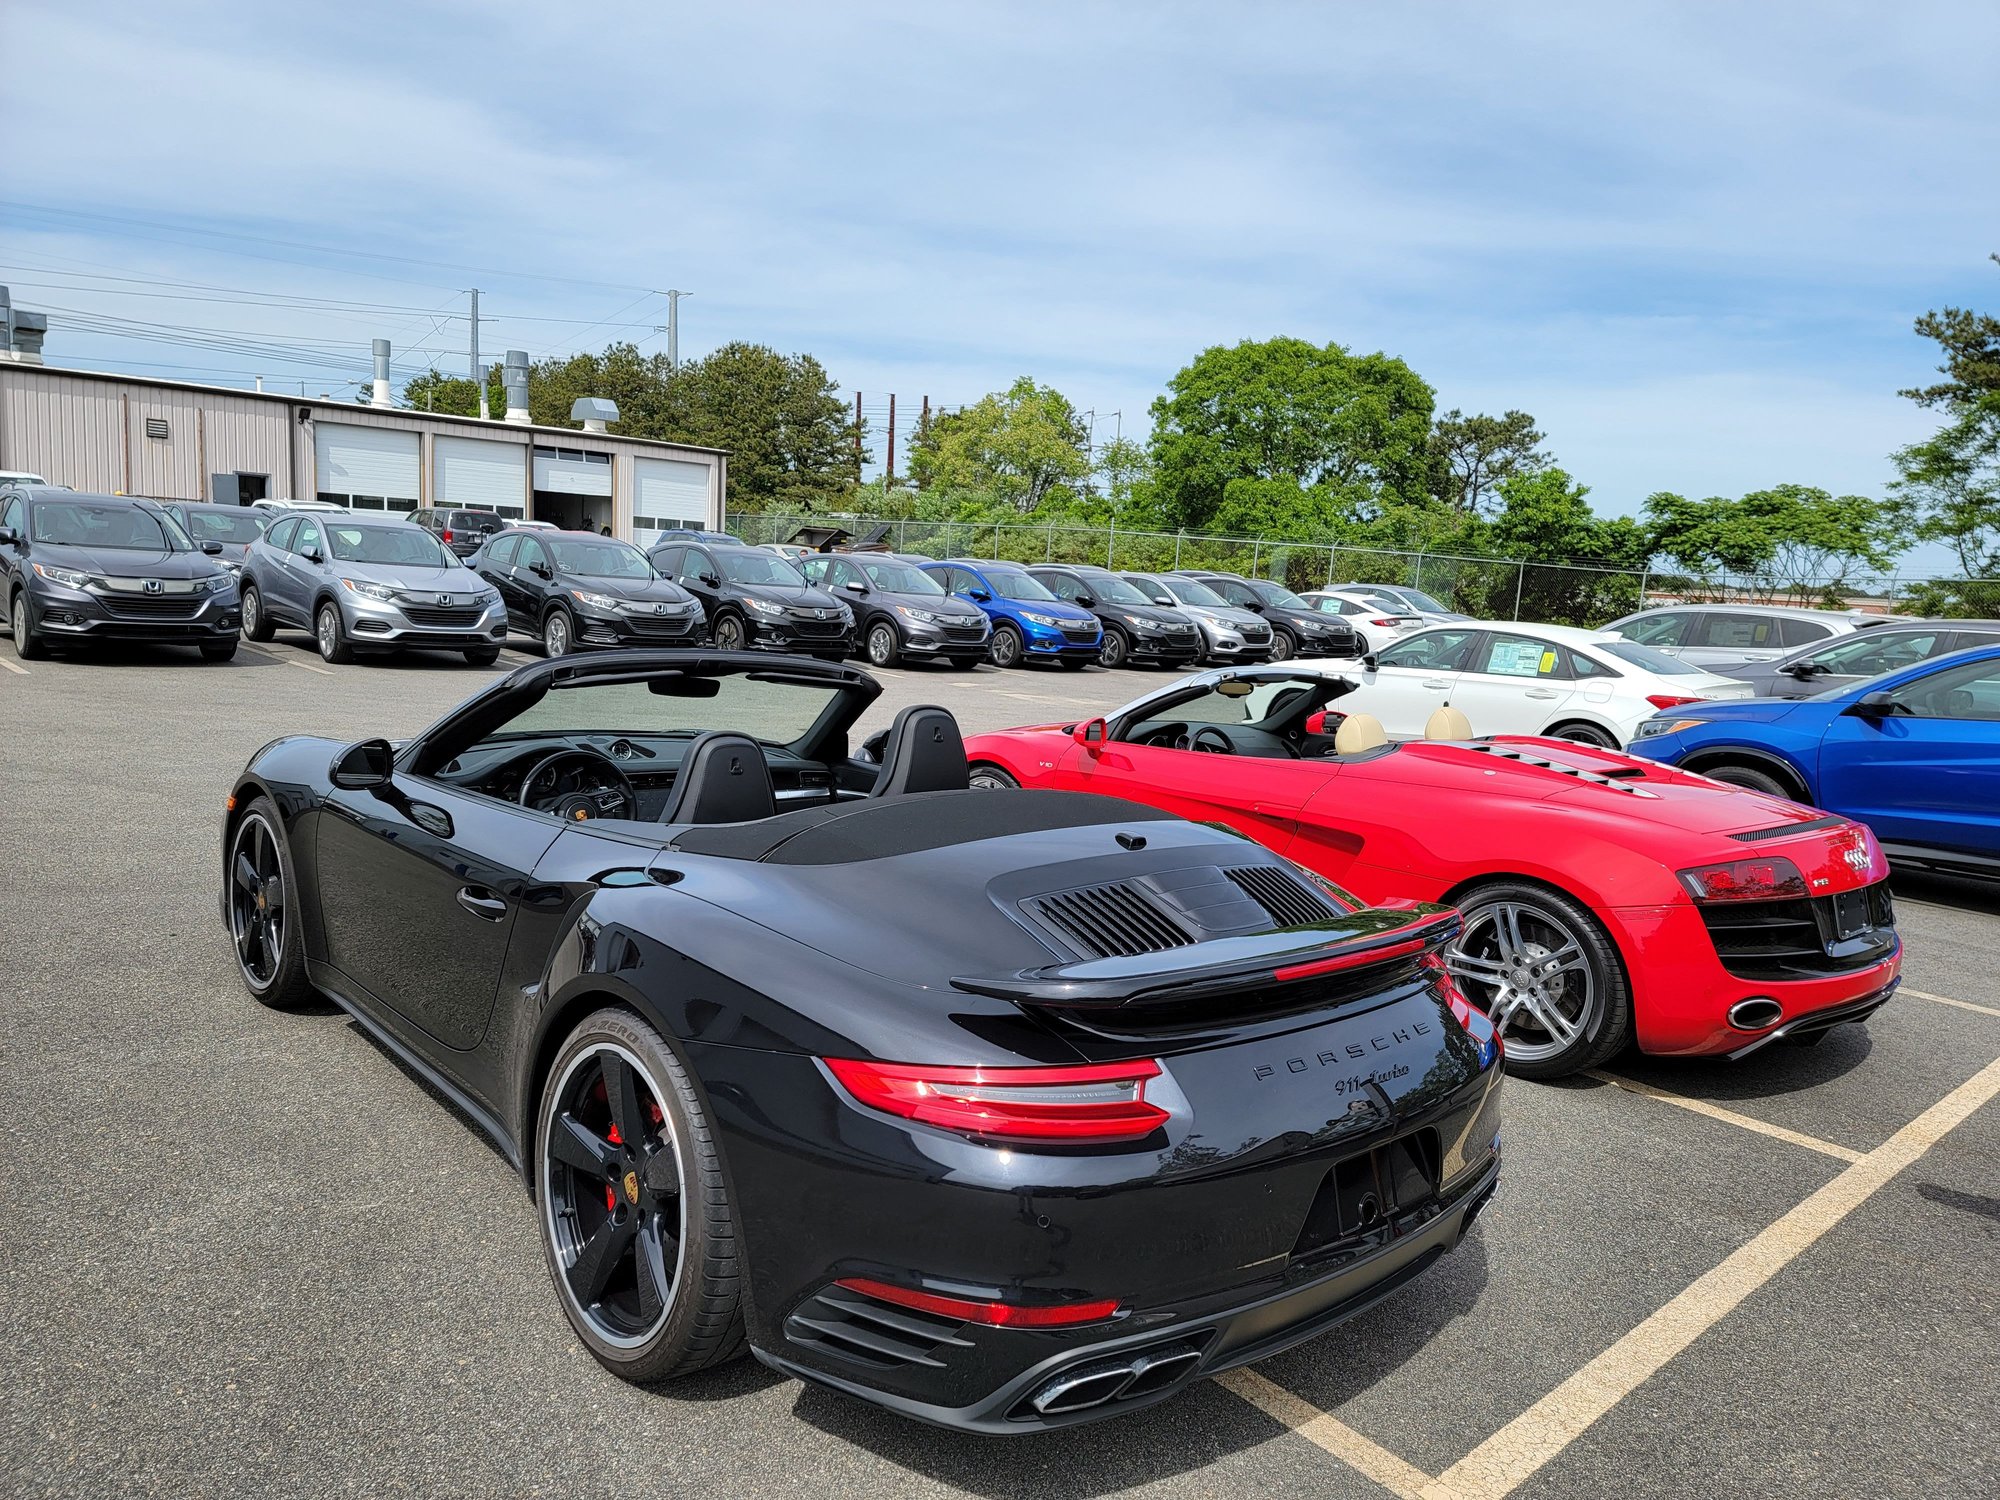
1226;865;1339;928
1025;882;1196;959
785;1283;973;1371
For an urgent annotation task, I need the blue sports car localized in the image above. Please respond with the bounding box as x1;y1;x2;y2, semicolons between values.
1630;644;2000;878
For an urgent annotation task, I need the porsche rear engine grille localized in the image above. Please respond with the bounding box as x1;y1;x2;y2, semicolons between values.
1027;882;1194;958
785;1284;972;1371
1699;884;1896;980
1227;865;1338;927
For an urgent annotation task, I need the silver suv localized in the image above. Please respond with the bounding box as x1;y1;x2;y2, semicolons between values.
1119;571;1273;664
240;514;506;666
1602;603;1883;670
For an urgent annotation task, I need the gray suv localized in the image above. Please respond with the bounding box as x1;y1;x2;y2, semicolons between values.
1604;603;1882;670
1728;619;2000;697
241;514;506;666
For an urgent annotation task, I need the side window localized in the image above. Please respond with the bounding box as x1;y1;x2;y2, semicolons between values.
1471;632;1572;679
1215;579;1257;608
1815;630;1944;675
651;545;685;577
516;538;547;573
265;517;298;551
2;495;24;532
293;520;323;556
686;547;716;582
1567;648;1617;679
1040;571;1083;602
1379;628;1479;671
1691;612;1780;651
487;535;520;568
1778;618;1835;647
957;568;987;595
1617;612;1690;647
1887;659;2000;721
1953;630;2000;651
798;557;827;585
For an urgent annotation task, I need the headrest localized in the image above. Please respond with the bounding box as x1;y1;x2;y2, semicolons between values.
656;732;777;826
871;704;969;796
1333;712;1388;754
1425;705;1473;740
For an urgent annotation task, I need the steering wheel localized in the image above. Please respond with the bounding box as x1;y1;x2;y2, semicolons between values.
1192;726;1236;755
518;747;638;822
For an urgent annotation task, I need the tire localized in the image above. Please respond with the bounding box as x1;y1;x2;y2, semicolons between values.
240;584;275;642
543;608;574;657
968;763;1019;790
1099;627;1130;669
314;602;353;665
463;646;501;666
950;655;981;671
1549;721;1619;749
1267;627;1297;662
1446;880;1632;1081
11;591;47;661
1057;656;1091;671
227;798;315;1010
712;613;746;652
988;624;1024;669
536;1007;745;1383
865;620;901;669
200;639;239;663
1698;762;1798;799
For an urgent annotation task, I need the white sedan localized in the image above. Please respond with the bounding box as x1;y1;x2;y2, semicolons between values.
1296;589;1425;651
1294;621;1753;748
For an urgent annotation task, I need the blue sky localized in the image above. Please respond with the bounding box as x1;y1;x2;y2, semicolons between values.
3;1;1995;566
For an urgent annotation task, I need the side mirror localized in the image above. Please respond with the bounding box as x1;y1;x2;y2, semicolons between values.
1071;717;1108;749
700;573;722;588
0;526;17;545
843;579;867;593
330;737;394;790
968;588;991;602
1076;594;1096;607
1362;652;1380;671
200;540;225;556
1850;690;1898;719
304;547;324;564
531;562;552;580
1782;660;1825;679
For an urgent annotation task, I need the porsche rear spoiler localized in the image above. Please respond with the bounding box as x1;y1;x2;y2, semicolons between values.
951;908;1459;1010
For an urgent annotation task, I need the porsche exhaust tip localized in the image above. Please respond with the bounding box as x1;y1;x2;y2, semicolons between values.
1728;997;1784;1032
1027;1345;1203;1415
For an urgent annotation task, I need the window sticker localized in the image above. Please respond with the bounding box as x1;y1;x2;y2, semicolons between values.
1486;639;1548;677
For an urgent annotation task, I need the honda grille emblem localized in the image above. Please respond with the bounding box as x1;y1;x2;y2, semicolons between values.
437;593;451;606
143;578;163;595
655;602;668;614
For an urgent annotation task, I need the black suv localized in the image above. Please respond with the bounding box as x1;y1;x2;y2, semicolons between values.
1028;564;1203;669
470;529;706;656
1174;570;1364;660
647;539;853;660
799;551;990;668
415;506;506;559
1;488;240;661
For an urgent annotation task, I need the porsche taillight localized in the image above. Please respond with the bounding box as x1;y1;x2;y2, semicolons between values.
823;1057;1169;1143
1678;856;1809;903
833;1277;1120;1328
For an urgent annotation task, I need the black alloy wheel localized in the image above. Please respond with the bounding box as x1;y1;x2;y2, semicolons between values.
240;585;275;642
227;799;312;1007
537;1009;744;1380
1099;627;1130;669
713;613;746;652
1265;627;1297;661
988;624;1023;668
866;620;901;668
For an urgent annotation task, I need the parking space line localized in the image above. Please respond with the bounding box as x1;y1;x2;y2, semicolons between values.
1217;1368;1445;1500
1901;987;2000;1020
1582;1070;1864;1163
1434;1054;2000;1500
0;656;27;675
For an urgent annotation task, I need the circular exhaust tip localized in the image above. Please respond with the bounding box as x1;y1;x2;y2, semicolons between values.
1728;997;1784;1031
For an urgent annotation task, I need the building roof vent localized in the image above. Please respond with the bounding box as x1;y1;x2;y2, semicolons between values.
570;396;619;434
503;350;532;426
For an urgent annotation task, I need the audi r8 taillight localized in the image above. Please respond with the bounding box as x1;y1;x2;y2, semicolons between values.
1677;856;1809;902
822;1057;1168;1143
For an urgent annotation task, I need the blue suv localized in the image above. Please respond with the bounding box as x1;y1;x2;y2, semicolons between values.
1630;644;2000;879
921;558;1102;669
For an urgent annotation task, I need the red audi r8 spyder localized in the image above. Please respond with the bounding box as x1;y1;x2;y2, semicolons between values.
960;667;1902;1079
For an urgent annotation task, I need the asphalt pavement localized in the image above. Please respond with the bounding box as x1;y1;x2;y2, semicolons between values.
2;634;1996;1500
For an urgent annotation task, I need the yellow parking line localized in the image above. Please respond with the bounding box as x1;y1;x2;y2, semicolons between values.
1434;1054;2000;1500
0;656;27;675
1218;1368;1447;1500
1902;987;2000;1020
1583;1070;1864;1163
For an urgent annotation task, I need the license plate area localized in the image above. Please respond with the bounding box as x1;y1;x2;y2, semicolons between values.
1291;1130;1440;1259
1830;888;1871;941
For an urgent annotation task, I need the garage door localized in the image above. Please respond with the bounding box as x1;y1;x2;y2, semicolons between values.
532;447;612;497
435;436;527;518
315;423;420;511
633;457;713;537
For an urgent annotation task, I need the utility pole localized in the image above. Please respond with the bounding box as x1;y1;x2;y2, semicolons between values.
663;290;690;370
854;392;863;476
470;288;487;419
886;393;896;487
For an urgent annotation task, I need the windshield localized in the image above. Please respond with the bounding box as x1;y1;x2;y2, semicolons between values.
450;511;503;533
981;566;1056;601
182;509;267;544
1159;575;1227;608
718;551;807;587
327;524;452;567
855;558;944;595
30;501;187;551
1251;580;1308;609
1394;588;1448;613
478;672;844;751
1599;641;1706;676
1080;573;1149;605
549;538;653;579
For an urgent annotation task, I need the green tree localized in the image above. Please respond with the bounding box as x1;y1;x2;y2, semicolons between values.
905;377;1091;514
1486;468;1648;623
1146;337;1436;532
1428;408;1549;515
1643;485;1895;604
1891;254;2000;611
400;367;506;418
1095;436;1152;515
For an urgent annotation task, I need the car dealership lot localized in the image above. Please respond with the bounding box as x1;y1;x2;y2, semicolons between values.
4;642;1998;1499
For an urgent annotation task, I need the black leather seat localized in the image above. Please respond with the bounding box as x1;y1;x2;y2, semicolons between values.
657;732;777;825
870;705;970;797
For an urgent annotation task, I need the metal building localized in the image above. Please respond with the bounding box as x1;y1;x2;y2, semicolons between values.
0;364;727;538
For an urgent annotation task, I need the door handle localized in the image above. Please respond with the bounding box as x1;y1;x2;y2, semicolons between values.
1526;688;1559;700
456;886;508;921
1422;678;1450;689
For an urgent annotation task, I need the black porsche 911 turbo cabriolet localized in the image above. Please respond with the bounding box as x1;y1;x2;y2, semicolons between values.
220;649;1501;1432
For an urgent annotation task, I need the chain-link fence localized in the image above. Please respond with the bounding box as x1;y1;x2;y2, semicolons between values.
726;512;1979;625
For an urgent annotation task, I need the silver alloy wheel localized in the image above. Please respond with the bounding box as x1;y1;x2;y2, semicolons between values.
545;611;571;656
241;588;259;636
11;595;23;640
968;765;1016;790
316;605;338;659
715;615;744;651
989;626;1021;667
867;622;897;666
1447;900;1596;1065
1100;629;1127;668
541;1041;687;1350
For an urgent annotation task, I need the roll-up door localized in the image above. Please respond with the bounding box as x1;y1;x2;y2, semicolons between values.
532;447;613;496
315;423;420;511
435;436;527;518
632;457;713;537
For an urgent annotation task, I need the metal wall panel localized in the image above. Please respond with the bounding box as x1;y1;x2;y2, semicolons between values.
315;422;421;503
435;435;528;515
631;457;713;537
